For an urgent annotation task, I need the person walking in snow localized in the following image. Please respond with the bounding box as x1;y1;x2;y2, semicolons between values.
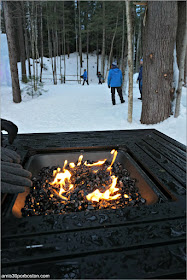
108;62;125;105
81;69;89;85
136;59;143;100
97;72;103;84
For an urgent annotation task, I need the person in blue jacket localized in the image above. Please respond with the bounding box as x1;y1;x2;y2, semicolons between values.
81;69;89;85
136;59;143;100
108;62;125;105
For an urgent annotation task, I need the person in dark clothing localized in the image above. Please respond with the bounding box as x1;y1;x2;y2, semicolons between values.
108;62;125;105
1;119;33;193
81;69;89;85
97;72;103;84
136;59;143;100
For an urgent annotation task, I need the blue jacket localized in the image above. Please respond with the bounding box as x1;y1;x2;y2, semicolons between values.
137;66;143;81
108;66;122;87
82;71;87;80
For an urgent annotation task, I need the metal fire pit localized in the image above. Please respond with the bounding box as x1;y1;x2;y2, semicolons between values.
1;130;186;279
11;146;169;218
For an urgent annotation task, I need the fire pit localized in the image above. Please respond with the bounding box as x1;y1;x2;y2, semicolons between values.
12;146;165;218
1;130;186;279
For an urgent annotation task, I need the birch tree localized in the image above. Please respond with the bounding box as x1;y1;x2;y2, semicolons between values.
126;0;133;123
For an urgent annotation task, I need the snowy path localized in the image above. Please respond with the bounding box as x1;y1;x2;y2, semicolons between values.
1;52;186;145
1;81;186;145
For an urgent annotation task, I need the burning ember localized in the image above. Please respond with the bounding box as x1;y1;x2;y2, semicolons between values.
22;150;146;217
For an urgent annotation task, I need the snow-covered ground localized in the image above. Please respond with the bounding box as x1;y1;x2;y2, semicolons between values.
1;52;186;146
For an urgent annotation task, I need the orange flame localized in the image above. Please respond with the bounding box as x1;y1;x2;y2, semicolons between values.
50;149;120;203
50;169;71;195
86;175;121;202
84;159;107;167
77;155;83;166
69;163;75;168
107;149;118;172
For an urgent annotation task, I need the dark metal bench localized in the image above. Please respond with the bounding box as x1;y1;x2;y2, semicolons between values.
1;129;186;279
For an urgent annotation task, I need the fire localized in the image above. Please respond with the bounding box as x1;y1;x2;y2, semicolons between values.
69;163;75;168
77;155;83;166
50;169;71;195
50;149;121;204
86;175;121;202
107;149;118;172
84;159;107;167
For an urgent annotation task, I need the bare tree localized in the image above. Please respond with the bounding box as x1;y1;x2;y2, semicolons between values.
21;1;31;79
3;1;21;103
78;0;82;73
120;3;125;71
96;26;99;75
86;8;89;83
101;2;105;79
74;3;79;82
16;1;27;83
63;1;66;83
40;3;44;83
108;11;119;70
135;9;143;72
126;0;133;123
174;1;187;118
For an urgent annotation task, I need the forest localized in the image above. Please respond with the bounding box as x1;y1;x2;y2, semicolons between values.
1;1;187;125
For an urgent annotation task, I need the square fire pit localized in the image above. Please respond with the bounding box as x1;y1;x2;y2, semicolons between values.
11;146;169;218
1;130;186;279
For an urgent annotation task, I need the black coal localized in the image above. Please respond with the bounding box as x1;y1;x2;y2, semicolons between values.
21;160;146;217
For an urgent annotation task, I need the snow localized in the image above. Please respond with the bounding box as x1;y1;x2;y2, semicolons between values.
1;51;186;146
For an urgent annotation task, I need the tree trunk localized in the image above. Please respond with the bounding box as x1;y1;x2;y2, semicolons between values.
3;1;21;103
135;15;142;72
40;3;43;83
74;3;79;82
120;4;125;70
96;27;99;75
174;1;187;118
87;28;89;83
126;0;133;123
101;2;105;79
63;1;66;83
184;49;187;86
52;27;57;85
21;1;31;79
78;1;82;69
106;10;119;81
122;40;128;93
141;1;177;124
35;3;39;86
16;1;27;83
46;3;53;80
